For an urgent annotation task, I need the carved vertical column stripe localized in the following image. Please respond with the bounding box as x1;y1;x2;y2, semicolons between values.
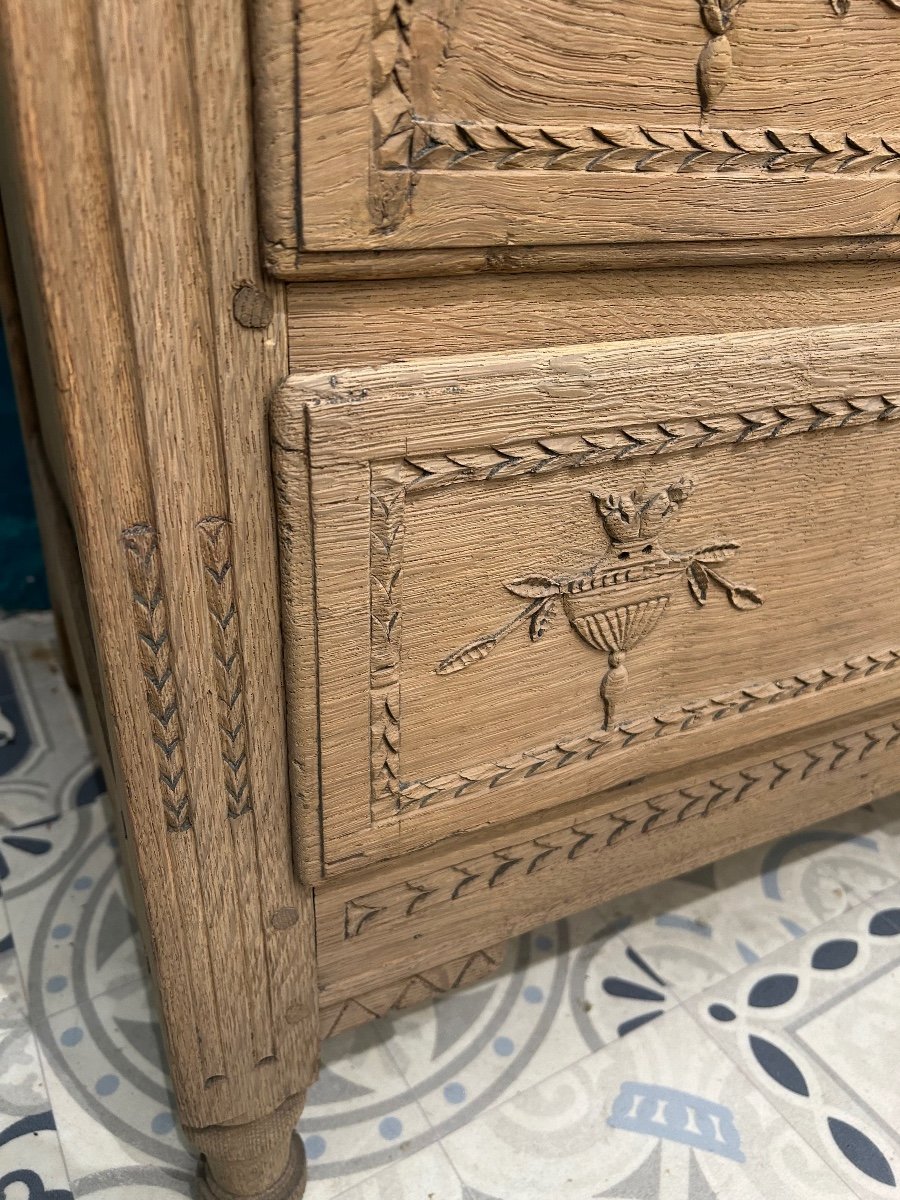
370;466;405;810
197;516;253;820
122;523;191;833
196;515;276;1065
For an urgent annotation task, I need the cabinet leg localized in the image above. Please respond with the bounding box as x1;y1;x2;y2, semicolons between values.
189;1094;307;1200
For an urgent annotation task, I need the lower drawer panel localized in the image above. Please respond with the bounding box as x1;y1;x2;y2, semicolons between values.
271;321;900;881
313;704;900;1003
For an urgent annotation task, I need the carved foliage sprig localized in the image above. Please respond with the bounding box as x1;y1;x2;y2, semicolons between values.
697;0;744;110
697;0;899;112
685;543;763;609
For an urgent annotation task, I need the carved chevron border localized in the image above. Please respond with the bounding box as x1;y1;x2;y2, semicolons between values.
123;524;192;833
347;717;900;941
368;395;900;820
320;943;505;1039
411;123;900;175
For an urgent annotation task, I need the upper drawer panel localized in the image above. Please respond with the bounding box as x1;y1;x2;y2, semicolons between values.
272;321;900;880
258;0;900;256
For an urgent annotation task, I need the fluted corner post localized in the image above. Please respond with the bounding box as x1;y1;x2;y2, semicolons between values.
0;0;319;1193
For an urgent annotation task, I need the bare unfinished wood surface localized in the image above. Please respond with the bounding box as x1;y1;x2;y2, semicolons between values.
314;702;900;1001
273;320;900;880
288;261;900;371
319;943;506;1039
269;234;900;283
6;2;900;1195
255;0;900;258
0;1;317;1195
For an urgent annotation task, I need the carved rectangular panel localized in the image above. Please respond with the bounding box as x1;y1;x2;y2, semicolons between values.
271;321;900;878
263;0;900;252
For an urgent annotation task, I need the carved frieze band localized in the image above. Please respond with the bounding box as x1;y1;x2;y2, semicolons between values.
123;524;192;833
196;516;253;820
320;943;505;1039
368;395;899;818
411;123;900;175
346;717;900;941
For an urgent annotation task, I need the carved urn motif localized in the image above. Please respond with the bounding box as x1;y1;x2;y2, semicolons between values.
437;477;763;729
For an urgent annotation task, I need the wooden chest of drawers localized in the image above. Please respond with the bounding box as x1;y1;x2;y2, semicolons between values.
1;1;899;1196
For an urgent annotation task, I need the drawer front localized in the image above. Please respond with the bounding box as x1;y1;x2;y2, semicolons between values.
260;0;900;254
272;321;900;879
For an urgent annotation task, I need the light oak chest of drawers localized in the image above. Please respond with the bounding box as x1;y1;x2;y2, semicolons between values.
1;1;899;1196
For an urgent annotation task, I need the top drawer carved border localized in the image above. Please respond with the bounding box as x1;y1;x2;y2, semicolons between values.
371;0;900;227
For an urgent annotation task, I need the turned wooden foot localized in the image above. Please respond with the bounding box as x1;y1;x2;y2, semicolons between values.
189;1095;307;1200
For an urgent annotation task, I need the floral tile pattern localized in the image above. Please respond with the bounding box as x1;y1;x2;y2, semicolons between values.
0;611;898;1200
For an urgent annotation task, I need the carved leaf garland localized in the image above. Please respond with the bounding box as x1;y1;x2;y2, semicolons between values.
696;0;899;111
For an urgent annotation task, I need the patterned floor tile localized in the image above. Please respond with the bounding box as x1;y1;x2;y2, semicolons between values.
4;800;142;1018
32;972;194;1195
301;1021;437;1200
385;915;682;1140
607;804;898;1000
441;1004;853;1199
0;1016;73;1199
0;901;26;1027
26;949;211;1198
0;615;95;835
328;1142;461;1200
689;899;900;1198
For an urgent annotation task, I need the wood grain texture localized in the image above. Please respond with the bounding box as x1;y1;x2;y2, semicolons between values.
273;321;900;880
319;943;506;1039
314;702;900;1001
287;262;900;371
271;234;900;283
259;0;900;255
0;0;317;1181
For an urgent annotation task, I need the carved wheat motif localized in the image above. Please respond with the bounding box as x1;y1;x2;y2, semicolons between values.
123;524;191;833
345;719;900;940
197;516;253;820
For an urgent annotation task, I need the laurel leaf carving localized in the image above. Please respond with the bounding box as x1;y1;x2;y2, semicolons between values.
506;576;560;599
436;633;501;675
698;34;733;110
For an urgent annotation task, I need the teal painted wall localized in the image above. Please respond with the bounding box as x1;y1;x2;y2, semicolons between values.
0;327;49;611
